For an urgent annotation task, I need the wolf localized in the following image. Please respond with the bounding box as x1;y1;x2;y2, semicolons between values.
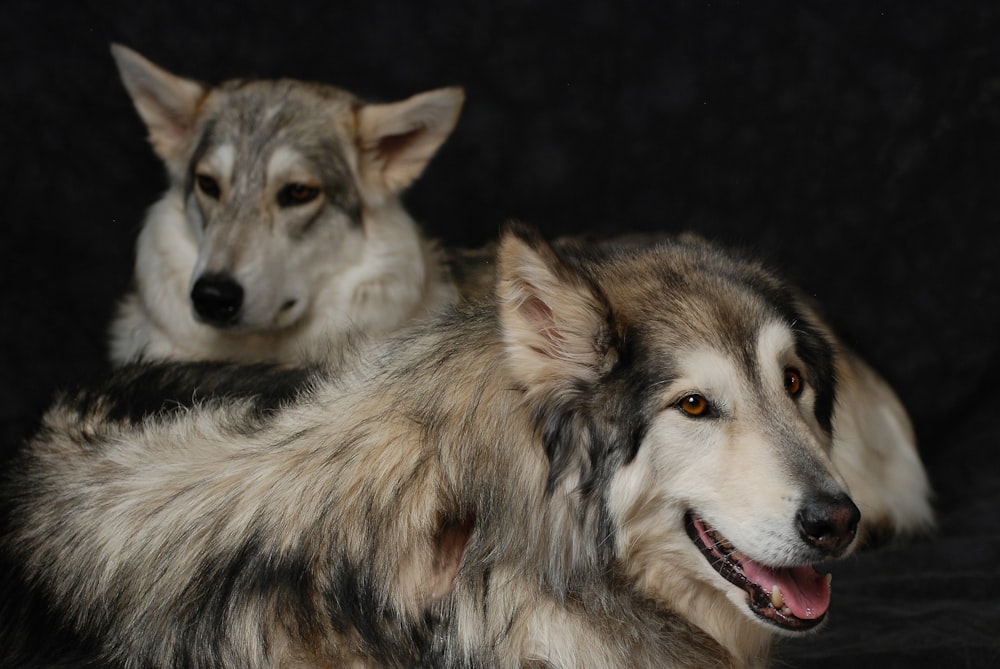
107;44;463;365
4;225;870;668
104;46;929;548
448;234;934;547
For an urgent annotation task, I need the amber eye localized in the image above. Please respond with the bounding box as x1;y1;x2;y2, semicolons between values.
784;367;803;397
277;183;320;207
195;173;221;199
678;394;711;418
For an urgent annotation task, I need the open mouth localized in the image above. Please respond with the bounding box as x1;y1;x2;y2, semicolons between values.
684;511;831;632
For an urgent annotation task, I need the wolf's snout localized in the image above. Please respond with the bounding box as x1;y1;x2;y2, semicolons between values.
796;493;860;556
191;274;244;326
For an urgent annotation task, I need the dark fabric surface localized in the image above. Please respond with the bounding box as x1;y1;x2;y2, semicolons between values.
1;2;998;666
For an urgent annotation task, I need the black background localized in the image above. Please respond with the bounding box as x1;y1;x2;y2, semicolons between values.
1;2;998;666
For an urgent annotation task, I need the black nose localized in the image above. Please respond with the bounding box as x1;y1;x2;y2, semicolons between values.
796;492;861;556
191;274;244;326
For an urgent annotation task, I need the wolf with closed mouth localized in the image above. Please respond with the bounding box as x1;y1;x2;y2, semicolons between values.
4;225;878;667
108;44;463;365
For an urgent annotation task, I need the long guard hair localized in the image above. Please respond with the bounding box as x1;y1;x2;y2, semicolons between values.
4;225;875;668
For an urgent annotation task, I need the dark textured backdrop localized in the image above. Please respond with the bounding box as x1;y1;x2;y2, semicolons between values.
1;2;998;666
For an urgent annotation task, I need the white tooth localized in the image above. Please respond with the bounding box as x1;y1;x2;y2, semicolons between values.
826;573;833;587
771;585;784;609
782;605;792;616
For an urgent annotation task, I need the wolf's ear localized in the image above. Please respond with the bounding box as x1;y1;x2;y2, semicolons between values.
111;44;206;171
355;87;464;194
497;224;615;396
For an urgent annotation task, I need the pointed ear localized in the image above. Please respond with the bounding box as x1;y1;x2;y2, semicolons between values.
497;224;615;396
355;87;464;194
110;44;207;171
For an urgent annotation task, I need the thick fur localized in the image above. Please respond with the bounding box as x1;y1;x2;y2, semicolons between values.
448;233;935;546
4;226;876;668
104;46;930;547
108;44;462;365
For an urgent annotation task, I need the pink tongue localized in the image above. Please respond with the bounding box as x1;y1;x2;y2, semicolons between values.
742;559;831;620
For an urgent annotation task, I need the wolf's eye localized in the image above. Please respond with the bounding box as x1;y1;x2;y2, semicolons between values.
278;183;320;207
678;394;711;418
784;367;803;397
195;174;221;199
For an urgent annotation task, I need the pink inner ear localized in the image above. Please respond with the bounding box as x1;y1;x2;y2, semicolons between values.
428;512;476;601
519;293;566;348
376;126;424;165
520;293;553;327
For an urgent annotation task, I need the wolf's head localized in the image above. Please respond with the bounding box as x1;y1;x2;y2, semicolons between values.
495;225;859;641
112;44;462;333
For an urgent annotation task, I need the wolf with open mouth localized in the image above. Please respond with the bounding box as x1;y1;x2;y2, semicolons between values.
3;225;864;667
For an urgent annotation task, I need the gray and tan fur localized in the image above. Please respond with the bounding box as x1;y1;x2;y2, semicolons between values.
5;226;872;668
448;233;933;548
105;46;930;548
108;44;462;365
